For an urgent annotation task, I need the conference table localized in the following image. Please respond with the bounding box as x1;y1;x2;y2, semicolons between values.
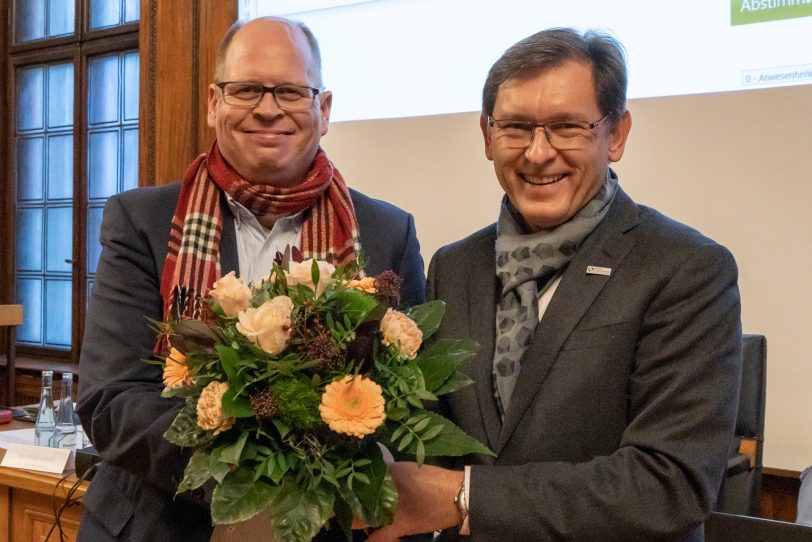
0;419;87;542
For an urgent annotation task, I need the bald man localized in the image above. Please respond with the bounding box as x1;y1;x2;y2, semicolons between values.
77;17;424;541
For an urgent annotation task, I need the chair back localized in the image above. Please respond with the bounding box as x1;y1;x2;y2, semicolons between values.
714;334;767;516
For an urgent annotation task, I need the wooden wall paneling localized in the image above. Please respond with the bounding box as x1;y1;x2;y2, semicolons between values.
0;485;9;542
1;0;11;320
11;489;82;542
139;0;237;186
197;1;237;155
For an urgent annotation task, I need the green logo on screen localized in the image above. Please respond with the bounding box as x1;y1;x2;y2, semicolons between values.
732;0;812;25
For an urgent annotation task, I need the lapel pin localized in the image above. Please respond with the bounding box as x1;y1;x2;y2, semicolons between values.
586;265;612;276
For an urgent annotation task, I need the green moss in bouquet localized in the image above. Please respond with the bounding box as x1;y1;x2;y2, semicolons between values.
157;256;493;542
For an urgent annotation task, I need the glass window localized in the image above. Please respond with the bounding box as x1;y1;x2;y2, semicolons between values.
14;0;76;43
8;2;138;355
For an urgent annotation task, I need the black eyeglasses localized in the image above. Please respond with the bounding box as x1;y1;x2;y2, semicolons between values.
487;115;609;150
215;81;323;111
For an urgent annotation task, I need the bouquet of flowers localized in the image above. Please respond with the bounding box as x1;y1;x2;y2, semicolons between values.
157;254;492;541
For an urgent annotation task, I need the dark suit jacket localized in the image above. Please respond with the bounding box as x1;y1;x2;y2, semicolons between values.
427;188;742;541
76;182;425;541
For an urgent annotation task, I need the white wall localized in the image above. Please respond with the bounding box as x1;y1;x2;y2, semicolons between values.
322;84;812;471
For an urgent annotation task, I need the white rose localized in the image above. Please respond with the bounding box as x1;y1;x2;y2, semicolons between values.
236;296;294;355
209;271;252;317
285;259;336;297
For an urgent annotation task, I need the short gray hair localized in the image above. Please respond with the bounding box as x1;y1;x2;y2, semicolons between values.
482;28;627;126
214;17;323;87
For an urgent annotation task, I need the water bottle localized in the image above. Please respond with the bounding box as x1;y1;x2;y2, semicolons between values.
34;370;56;447
51;372;77;449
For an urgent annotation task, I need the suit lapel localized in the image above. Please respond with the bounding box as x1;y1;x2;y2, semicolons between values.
495;189;640;454
466;227;503;450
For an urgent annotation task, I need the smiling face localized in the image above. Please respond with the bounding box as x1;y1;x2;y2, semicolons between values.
207;19;332;186
481;60;631;231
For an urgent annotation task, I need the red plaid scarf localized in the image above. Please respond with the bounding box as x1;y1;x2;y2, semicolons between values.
159;140;360;327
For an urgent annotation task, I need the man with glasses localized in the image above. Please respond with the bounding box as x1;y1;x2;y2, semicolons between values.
367;28;742;542
76;17;423;541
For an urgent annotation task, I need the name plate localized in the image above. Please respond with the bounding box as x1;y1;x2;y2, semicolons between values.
1;443;72;474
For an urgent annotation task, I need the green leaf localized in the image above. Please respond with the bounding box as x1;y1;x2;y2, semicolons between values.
161;385;194;399
177;449;211;494
412;416;431;432
164;402;217;448
210;453;231;484
333;495;354;542
387;407;409;421
221;386;254;418
218;432;248;465
420;424;444;442
352;444;398;527
271;479;335;542
310;259;321;293
330;287;380;325
397;432;414;451
210;467;279;524
401;412;494;458
273;419;291;439
434;371;475;396
268;452;290;484
415;338;478;393
216;344;242;383
416;439;426;466
406;300;446;339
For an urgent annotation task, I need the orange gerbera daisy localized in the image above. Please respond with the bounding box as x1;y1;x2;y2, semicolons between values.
163;347;193;388
319;376;385;438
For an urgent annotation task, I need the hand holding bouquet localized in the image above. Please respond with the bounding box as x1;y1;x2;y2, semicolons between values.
157;255;492;541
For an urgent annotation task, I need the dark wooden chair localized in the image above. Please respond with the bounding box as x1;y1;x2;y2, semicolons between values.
0;305;24;405
715;334;767;516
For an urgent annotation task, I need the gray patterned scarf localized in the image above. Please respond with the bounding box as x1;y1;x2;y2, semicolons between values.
493;169;618;416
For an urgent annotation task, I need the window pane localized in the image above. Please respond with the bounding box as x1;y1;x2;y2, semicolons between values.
45;206;73;273
123;52;139;120
16;208;44;272
47;135;74;199
89;55;120;124
90;0;120;29
17;67;44;131
16;279;43;344
47;0;75;37
88;131;119;198
87;206;104;274
122;129;138;191
47;64;74;127
124;0;140;22
44;279;72;347
15;0;46;43
16;137;44;201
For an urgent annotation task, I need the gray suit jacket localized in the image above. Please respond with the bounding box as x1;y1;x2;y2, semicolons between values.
427;187;742;541
76;182;425;541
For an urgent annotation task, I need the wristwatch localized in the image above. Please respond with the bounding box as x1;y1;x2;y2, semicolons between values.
454;479;469;526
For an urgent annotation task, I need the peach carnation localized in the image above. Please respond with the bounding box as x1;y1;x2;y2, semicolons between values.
380;308;423;360
196;381;234;434
347;277;376;294
209;271;252;317
163;347;193;388
319;376;385;438
236;296;293;355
